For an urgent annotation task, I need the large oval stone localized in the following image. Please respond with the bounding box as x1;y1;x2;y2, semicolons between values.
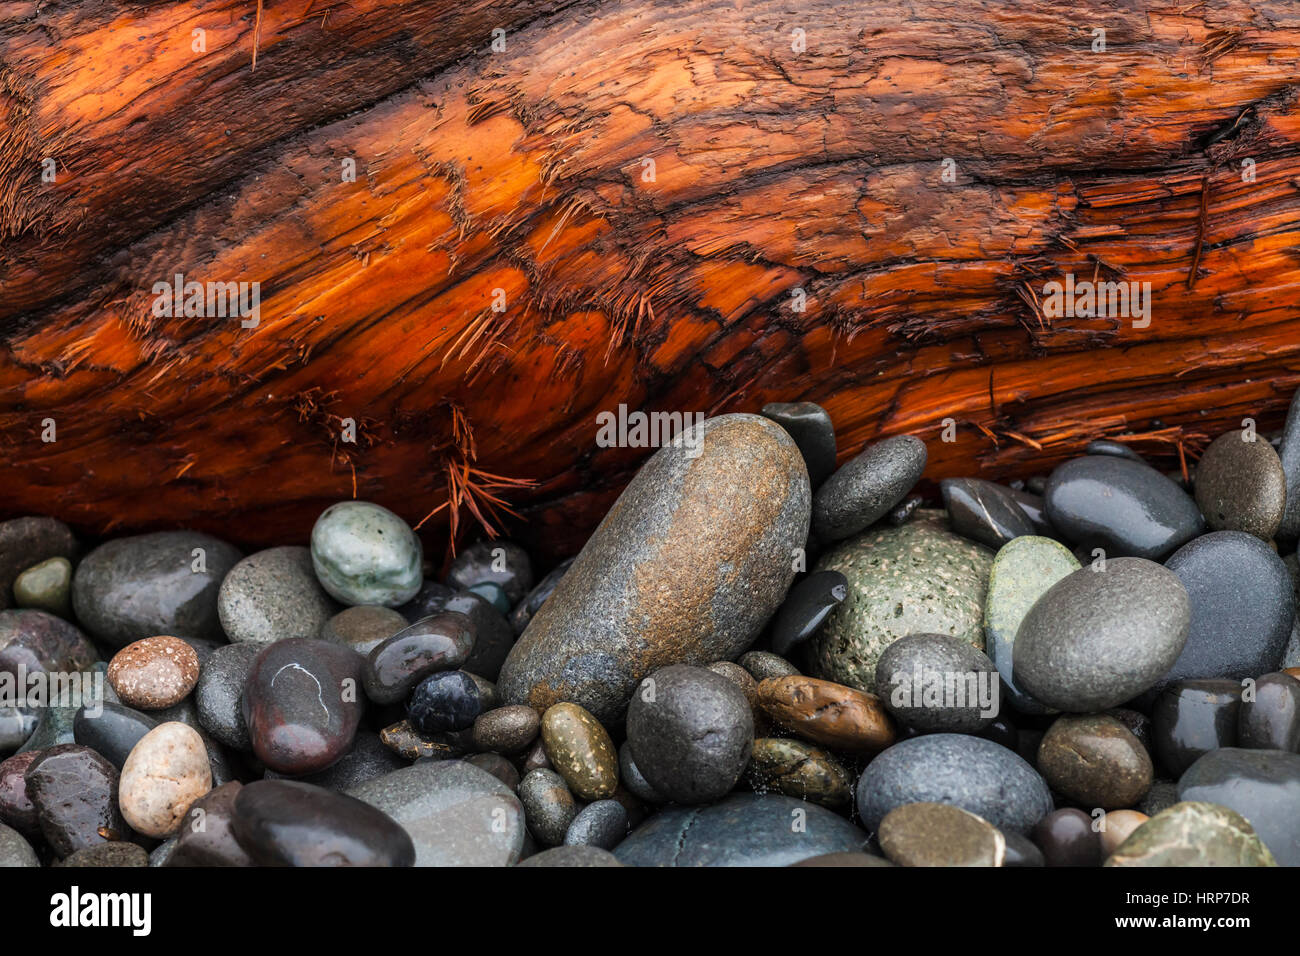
1013;558;1190;712
232;779;414;866
217;546;339;645
498;414;810;725
1160;531;1295;688
1044;455;1204;559
241;638;364;775
806;512;993;691
613;793;866;867
855;733;1052;834
1178;748;1300;867
71;531;242;647
347;760;525;866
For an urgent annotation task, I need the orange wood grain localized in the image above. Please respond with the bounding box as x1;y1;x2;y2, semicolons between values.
2;0;1299;559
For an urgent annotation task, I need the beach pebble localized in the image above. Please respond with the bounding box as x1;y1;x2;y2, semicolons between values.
107;636;200;710
218;546;339;644
813;435;927;542
119;721;213;838
1194;429;1286;539
310;501;423;607
540;702;619;801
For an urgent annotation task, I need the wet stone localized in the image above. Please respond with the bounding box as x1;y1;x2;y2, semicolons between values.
517;845;623;867
1013;558;1190;712
768;570;848;657
56;841;149;867
1085;439;1145;462
807;512;993;692
617;742;664;804
739;650;799;681
472;704;540;754
194;642;260;751
73;701;158;769
0;608;99;683
378;720;461;761
13;557;74;618
983;535;1079;715
119;721;212;838
940;478;1035;549
745;738;853;809
400;585;515;682
107;636;200;710
407;670;486;736
509;558;574;635
1037;714;1153;810
1161;531;1294;689
71;530;242;647
232;779;414;867
154;696;235;788
756;675;894;752
518;768;578;847
1001;829;1046;867
878;802;1005;867
626;665;750;804
874;632;999;734
241;638;364;775
1105;801;1276;867
1152;680;1241;778
363;612;474;705
614;793;867;867
856;733;1052;835
1238;672;1300;751
498;414;810;725
1178;748;1300;867
1043;455;1204;560
0;751;41;836
790;852;894;867
1031;808;1101;867
166;781;255;866
320;605;408;658
25;744;127;857
463;752;520;791
541;701;619;801
0;517;77;612
760;401;838;488
349;760;525;866
1194;429;1286;539
265;730;406;791
1099;809;1149;859
1279;385;1300;540
446;540;534;607
218;546;339;645
0;822;39;867
310;501;423;608
563;799;628;850
812;435;927;543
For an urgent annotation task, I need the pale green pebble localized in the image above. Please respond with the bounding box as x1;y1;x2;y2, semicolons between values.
13;556;74;618
1105;801;1277;867
983;535;1079;714
310;501;423;607
806;511;993;692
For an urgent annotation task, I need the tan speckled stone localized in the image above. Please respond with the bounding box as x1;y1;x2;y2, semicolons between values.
107;636;200;709
119;722;212;838
540;703;617;800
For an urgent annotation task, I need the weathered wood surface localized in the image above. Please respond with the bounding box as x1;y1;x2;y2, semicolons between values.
2;0;1299;558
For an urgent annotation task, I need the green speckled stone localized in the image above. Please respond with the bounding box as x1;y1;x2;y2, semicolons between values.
1105;801;1277;867
13;557;74;618
806;511;993;691
984;536;1079;714
310;501;423;608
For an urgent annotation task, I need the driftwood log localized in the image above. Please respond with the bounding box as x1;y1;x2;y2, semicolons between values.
2;0;1300;559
